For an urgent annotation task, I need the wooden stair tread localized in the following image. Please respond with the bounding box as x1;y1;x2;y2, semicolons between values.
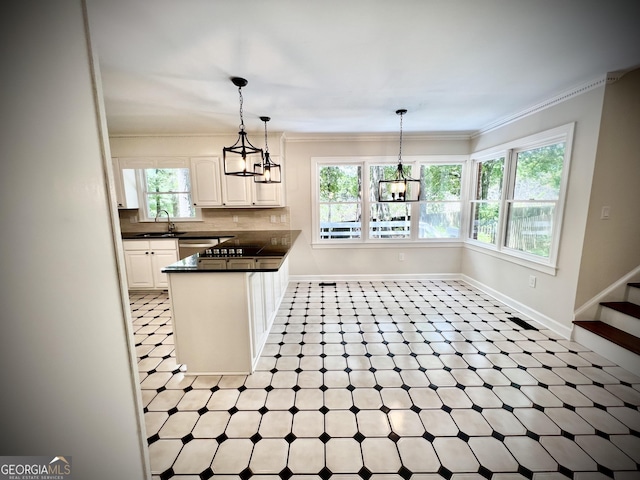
600;301;640;320
573;321;640;355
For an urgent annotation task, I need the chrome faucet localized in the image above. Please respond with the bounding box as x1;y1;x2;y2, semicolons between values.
155;209;176;233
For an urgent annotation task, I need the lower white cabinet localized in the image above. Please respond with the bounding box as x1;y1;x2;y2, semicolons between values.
123;239;178;289
249;272;267;358
167;257;289;374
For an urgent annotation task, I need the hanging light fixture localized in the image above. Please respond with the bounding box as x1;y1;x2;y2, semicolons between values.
223;77;264;176
253;116;282;184
378;109;420;202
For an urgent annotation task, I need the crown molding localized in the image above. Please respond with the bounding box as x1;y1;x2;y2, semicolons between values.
473;75;608;138
282;131;473;143
109;132;235;139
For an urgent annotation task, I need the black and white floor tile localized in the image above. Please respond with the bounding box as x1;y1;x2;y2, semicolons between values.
130;280;640;480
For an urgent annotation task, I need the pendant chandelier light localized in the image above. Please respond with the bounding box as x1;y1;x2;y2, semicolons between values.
223;77;264;176
378;109;420;202
254;116;282;184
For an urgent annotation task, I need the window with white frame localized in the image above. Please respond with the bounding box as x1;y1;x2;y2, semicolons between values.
369;164;412;239
313;156;466;243
140;167;196;221
418;163;463;239
467;123;574;268
469;155;505;245
318;164;362;239
119;157;199;221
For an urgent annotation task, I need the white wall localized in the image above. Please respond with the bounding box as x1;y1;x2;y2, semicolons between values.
284;134;470;278
0;2;147;478
575;69;640;310
110;132;282;158
464;86;606;335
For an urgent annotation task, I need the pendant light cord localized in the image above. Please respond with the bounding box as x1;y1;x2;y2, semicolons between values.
238;86;245;132
398;110;404;164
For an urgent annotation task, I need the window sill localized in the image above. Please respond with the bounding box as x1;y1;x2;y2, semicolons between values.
464;241;558;276
312;240;464;249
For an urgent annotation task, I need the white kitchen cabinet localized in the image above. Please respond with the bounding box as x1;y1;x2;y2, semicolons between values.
248;272;267;359
220;155;283;207
190;157;222;207
123;239;178;290
112;158;139;209
253;179;282;206
221;173;252;206
166;256;290;375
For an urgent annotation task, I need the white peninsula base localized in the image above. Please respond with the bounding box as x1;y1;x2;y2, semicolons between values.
167;258;289;375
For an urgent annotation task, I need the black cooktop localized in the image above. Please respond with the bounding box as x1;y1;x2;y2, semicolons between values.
198;246;263;258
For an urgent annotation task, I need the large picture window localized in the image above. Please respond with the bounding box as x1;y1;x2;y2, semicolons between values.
313;156;466;244
467;123;574;270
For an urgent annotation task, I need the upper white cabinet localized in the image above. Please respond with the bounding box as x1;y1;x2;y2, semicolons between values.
112;155;283;210
112;158;139;209
220;155;284;207
190;157;222;207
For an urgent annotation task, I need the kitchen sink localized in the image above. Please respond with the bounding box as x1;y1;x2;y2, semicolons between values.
136;232;186;238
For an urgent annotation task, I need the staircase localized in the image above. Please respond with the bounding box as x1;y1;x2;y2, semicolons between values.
573;283;640;374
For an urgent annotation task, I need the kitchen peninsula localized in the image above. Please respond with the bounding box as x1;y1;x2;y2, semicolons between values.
161;230;299;375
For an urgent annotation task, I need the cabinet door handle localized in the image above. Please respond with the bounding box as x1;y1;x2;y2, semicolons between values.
145;251;149;255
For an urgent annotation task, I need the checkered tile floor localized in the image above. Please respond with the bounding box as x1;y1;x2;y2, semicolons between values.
131;280;640;480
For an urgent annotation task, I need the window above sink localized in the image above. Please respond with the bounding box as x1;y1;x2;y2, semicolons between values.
117;157;202;222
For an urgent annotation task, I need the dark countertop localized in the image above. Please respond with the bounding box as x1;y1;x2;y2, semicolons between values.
122;230;245;240
125;230;300;273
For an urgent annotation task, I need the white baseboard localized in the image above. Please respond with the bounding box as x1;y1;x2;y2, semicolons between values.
461;275;572;339
288;273;462;283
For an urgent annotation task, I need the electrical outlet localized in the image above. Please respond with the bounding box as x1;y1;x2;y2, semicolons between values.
601;206;610;220
528;275;536;288
270;215;277;223
399;253;405;261
232;215;238;223
280;214;287;223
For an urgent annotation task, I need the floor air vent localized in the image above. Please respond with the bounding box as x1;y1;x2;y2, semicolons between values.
508;316;538;331
319;282;337;287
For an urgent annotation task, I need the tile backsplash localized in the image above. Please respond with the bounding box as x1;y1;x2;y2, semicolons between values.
119;207;291;233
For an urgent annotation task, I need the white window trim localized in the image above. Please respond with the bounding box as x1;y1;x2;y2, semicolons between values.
312;155;469;246
466;123;575;274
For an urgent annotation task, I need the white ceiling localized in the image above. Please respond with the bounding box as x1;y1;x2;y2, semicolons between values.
86;0;640;136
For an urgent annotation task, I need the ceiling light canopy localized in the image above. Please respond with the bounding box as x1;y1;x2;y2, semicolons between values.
223;77;264;177
378;109;420;202
253;116;282;184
